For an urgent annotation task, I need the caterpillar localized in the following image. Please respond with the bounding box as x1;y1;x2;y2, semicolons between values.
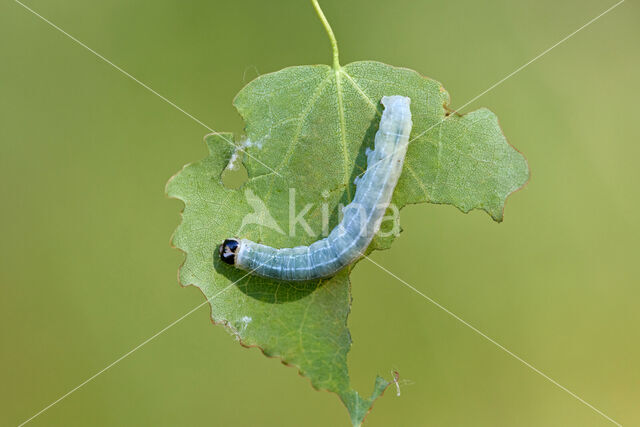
219;95;413;281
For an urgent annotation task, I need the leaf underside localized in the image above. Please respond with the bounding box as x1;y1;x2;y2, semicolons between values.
167;60;529;426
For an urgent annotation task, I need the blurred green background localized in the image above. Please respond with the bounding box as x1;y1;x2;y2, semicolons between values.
1;0;638;425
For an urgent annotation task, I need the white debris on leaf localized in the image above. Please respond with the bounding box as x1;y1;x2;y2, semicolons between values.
392;370;401;396
226;138;263;170
227;316;253;340
240;316;252;332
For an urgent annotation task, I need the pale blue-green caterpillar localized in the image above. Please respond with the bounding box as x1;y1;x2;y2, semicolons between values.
219;95;413;281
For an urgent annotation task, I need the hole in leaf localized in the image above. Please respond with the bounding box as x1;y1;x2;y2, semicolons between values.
221;163;249;189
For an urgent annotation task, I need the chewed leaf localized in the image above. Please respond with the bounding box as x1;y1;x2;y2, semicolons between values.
167;60;528;426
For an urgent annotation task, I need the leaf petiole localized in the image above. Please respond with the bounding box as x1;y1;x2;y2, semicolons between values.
311;0;341;69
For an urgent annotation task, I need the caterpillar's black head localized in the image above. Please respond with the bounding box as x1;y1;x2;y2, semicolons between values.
219;239;239;265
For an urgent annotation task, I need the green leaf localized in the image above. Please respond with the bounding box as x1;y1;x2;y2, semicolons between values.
167;58;528;425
